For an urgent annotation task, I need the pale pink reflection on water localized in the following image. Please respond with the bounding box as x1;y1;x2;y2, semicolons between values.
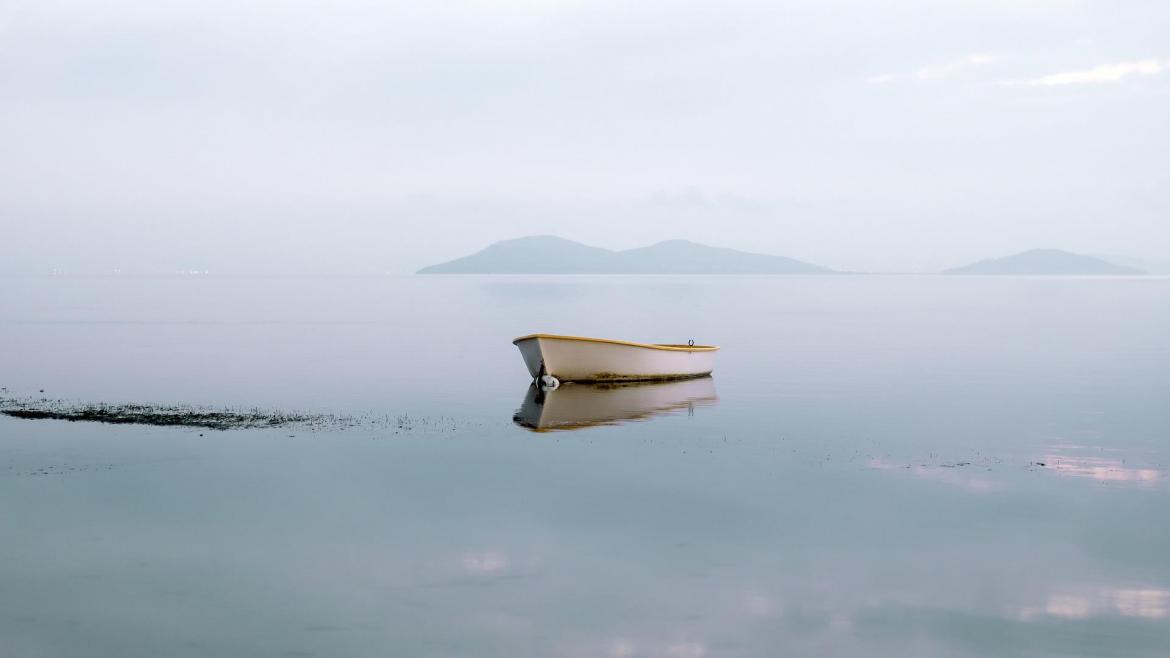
1017;587;1170;621
1040;445;1164;486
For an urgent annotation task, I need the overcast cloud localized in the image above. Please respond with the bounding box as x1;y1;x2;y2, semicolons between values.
2;0;1168;274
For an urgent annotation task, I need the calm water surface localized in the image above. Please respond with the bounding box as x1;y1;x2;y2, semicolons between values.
1;275;1168;657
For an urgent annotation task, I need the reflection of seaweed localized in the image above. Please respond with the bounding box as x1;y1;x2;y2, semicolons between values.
0;397;472;434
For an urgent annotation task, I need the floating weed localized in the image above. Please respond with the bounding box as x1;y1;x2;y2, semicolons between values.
0;397;479;435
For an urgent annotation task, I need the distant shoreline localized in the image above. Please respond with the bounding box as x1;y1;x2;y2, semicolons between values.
418;237;1151;276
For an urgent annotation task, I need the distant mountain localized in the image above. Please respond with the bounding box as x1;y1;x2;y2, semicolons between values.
944;249;1146;275
1090;254;1170;275
417;236;833;274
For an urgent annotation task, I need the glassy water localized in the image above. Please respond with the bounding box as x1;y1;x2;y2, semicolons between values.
1;275;1168;658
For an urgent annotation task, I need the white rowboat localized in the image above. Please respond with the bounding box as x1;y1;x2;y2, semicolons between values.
512;333;718;384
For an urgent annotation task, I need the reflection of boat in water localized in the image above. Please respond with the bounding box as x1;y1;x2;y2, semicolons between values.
513;377;719;432
513;334;718;385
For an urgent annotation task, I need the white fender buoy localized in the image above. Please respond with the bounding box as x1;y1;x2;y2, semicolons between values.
540;375;560;390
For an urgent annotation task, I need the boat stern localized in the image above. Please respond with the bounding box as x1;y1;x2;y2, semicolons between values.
513;335;544;379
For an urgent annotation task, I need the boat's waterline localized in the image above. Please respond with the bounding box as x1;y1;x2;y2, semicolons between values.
512;334;718;383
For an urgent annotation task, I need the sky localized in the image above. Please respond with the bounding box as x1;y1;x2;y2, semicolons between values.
1;0;1168;274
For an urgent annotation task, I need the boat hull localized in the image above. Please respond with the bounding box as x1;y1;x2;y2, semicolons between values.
513;334;718;383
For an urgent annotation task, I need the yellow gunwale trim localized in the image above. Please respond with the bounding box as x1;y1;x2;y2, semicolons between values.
512;333;719;352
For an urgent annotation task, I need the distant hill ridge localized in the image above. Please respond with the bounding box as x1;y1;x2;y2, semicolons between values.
945;249;1146;275
417;236;833;274
1089;253;1170;275
418;239;1153;275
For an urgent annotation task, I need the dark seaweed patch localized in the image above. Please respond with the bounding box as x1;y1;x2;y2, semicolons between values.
0;399;333;430
0;397;472;433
